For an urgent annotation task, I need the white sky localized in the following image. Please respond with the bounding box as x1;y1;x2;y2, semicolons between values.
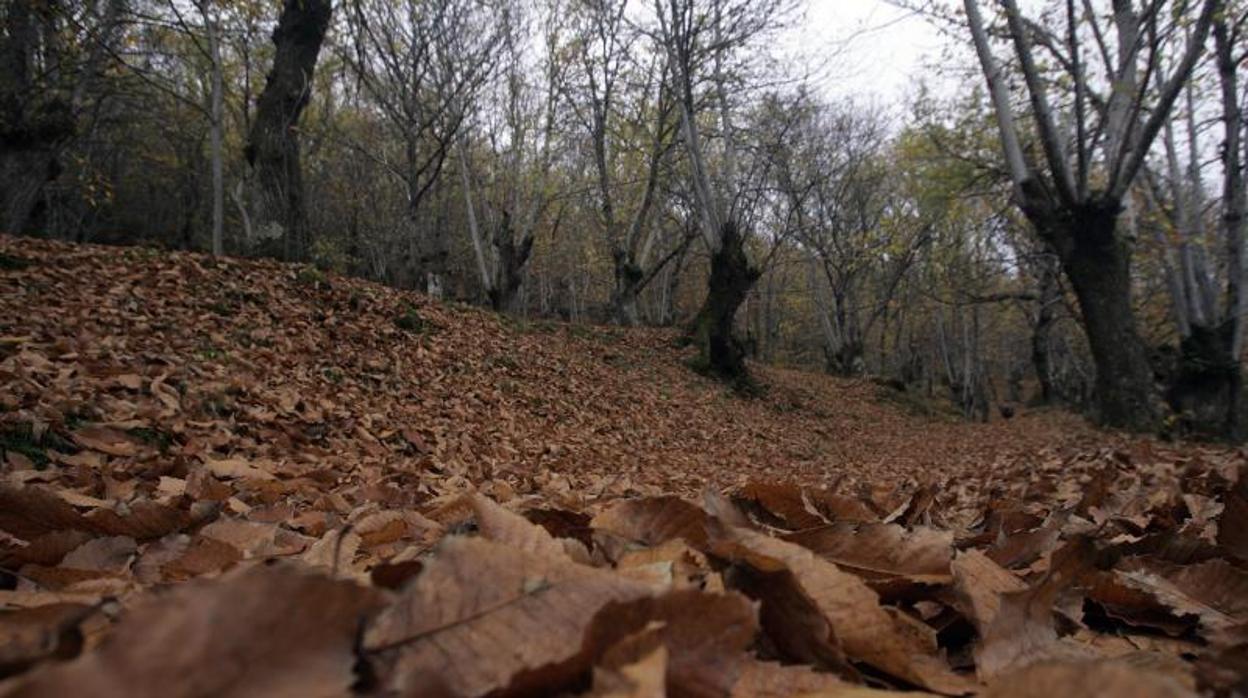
796;0;960;105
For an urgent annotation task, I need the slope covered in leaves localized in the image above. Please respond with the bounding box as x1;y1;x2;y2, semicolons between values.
0;235;1245;696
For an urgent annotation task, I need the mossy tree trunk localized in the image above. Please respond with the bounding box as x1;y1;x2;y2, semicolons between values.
688;222;760;387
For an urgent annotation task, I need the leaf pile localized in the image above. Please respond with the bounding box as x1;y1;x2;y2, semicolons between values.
0;236;1246;695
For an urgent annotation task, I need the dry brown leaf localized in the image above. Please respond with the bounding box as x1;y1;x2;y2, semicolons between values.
710;524;974;694
0;603;94;679
70;426;138;457
592;497;712;551
159;535;242;581
978;658;1197;698
198;519;309;558
0;486;91;541
1219;465;1247;561
85;501;192;541
1115;556;1248;637
784;523;953;586
730;660;932;697
2;530;94;568
470;494;570;560
59;537;135;573
301;528;363;578
985;511;1068;570
965;538;1098;680
201;457;275;481
733;482;828;530
362;535;654;697
591;644;668;698
583;589;759;697
5;563;385;698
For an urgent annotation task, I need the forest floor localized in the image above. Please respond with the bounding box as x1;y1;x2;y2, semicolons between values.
0;235;1245;697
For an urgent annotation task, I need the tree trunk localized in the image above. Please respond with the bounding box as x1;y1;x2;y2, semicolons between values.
1037;200;1158;429
688;222;760;388
205;6;225;257
486;213;533;314
609;252;644;326
0;0;73;235
1030;256;1059;404
1167;321;1238;438
244;0;331;262
825;340;865;377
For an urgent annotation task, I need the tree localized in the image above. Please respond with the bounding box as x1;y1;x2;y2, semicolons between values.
1147;7;1246;438
339;0;501;293
458;0;563;312
564;0;686;325
962;0;1218;430
245;0;332;262
776;100;929;375
1;0;124;235
652;0;794;385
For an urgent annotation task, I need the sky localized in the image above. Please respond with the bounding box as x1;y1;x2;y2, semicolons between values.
797;0;961;105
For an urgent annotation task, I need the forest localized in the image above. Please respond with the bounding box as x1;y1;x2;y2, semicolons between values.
2;0;1242;438
1;0;1248;696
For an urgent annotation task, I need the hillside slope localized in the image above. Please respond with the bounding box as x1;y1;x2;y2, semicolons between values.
2;237;1247;696
0;236;1234;513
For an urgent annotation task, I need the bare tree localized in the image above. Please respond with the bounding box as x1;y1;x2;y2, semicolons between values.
564;0;686;325
1149;8;1246;437
652;0;794;385
340;0;501;293
777;100;929;375
962;0;1217;430
245;0;332;262
1;0;124;235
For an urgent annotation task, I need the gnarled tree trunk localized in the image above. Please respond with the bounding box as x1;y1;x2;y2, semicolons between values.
486;212;533;314
0;0;73;235
689;223;760;386
1032;198;1158;429
244;0;331;262
609;253;644;326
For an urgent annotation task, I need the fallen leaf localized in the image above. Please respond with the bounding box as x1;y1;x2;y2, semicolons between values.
7;563;385;698
362;536;654;696
979;658;1197;698
710;523;974;694
592;497;712;551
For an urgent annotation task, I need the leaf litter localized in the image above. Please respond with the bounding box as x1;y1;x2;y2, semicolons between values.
0;236;1247;695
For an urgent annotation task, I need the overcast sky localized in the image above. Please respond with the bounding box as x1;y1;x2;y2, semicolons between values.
796;1;960;105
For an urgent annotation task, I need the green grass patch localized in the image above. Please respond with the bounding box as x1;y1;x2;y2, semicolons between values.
0;425;50;468
394;304;431;334
128;426;175;453
0;253;32;271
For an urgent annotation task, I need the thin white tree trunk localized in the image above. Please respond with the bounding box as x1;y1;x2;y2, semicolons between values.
204;1;225;256
456;137;493;292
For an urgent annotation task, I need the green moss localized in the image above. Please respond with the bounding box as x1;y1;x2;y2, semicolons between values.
128;427;174;453
294;266;331;291
394;304;429;333
0;253;31;271
0;425;50;468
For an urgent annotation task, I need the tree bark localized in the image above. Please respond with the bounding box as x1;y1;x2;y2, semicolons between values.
486;211;533;314
1032;198;1158;429
0;0;73;235
610;252;644;326
688;222;760;387
203;3;225;256
244;0;332;262
1030;257;1059;405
